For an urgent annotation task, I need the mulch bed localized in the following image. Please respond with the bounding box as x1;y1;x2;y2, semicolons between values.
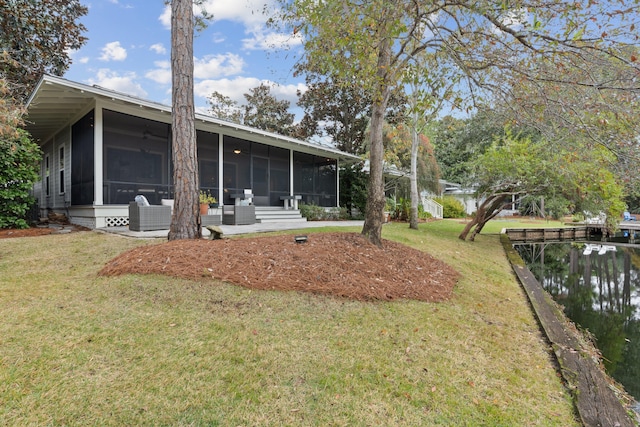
100;232;459;302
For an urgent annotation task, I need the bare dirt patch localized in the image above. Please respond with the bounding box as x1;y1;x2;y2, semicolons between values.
100;232;459;302
0;227;55;239
0;225;88;239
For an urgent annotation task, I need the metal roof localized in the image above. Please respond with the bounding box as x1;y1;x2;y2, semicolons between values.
24;74;361;161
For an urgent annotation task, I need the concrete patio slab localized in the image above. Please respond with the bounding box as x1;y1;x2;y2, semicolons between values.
97;220;364;239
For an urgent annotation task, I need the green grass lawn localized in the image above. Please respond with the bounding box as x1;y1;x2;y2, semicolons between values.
0;219;578;426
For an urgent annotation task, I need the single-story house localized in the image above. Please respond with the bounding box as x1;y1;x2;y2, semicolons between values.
24;75;359;229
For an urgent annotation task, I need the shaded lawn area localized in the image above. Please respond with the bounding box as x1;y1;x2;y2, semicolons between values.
0;220;578;426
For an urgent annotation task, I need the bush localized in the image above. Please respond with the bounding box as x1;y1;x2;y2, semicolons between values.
0;129;42;229
299;203;349;221
434;196;466;218
418;204;432;220
391;197;411;221
339;162;368;219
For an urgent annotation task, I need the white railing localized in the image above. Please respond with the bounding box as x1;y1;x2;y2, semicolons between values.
423;198;443;219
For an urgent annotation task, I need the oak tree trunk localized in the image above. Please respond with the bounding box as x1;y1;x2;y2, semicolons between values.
168;0;201;240
361;38;392;247
458;194;507;241
409;125;419;230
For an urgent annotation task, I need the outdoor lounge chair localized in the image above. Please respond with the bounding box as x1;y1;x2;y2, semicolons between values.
129;200;171;231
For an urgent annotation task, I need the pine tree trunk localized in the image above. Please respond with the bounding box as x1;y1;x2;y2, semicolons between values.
168;0;201;240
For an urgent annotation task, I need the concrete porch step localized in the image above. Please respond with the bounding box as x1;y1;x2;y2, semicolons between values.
255;207;306;224
257;217;308;224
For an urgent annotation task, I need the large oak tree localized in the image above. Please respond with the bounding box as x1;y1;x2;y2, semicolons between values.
277;0;639;246
458;130;626;241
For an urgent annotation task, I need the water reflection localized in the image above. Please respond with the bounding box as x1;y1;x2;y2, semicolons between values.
515;242;640;406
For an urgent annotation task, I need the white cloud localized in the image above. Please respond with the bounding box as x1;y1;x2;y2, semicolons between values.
78;57;90;64
492;9;529;34
159;5;171;28
242;30;303;51
159;0;277;29
194;54;246;79
194;77;305;106
150;43;167;55
157;1;298;51
87;69;147;98
211;32;226;44
99;41;127;61
194;77;263;104
271;81;307;103
145;61;171;84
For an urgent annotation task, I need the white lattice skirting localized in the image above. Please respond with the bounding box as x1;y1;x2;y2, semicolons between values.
105;216;129;227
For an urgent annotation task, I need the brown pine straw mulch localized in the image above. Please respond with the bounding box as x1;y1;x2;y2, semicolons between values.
99;232;459;302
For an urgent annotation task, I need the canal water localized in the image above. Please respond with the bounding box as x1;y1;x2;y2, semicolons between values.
515;242;640;411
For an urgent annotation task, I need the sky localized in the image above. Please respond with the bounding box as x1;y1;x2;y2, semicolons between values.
65;0;305;117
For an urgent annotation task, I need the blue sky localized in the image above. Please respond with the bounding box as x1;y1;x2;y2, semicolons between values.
65;0;304;116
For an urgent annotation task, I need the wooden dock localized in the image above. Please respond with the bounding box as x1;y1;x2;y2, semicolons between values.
505;221;640;243
504;226;588;242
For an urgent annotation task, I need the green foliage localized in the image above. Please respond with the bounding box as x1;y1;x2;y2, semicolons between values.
339;162;368;218
417;204;432;220
433;110;505;185
460;128;626;240
0;129;42;229
385;197;396;212
0;0;88;100
275;0;639;244
383;123;440;194
208;91;243;124
391;197;411;221
295;72;408;155
198;190;216;205
243;83;295;136
434;196;466;218
299;203;348;221
518;195;570;220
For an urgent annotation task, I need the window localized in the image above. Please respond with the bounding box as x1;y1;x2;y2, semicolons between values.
71;110;95;205
45;154;50;196
58;145;65;194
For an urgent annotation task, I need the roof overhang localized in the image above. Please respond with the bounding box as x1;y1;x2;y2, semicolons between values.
24;74;361;162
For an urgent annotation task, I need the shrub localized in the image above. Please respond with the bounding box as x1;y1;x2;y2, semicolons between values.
300;203;349;221
0;129;42;229
395;198;411;221
418;204;432;220
434;196;466;218
339;162;368;218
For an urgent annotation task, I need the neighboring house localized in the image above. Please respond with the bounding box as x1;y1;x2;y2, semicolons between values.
24;75;359;229
439;181;478;216
418;180;478;217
